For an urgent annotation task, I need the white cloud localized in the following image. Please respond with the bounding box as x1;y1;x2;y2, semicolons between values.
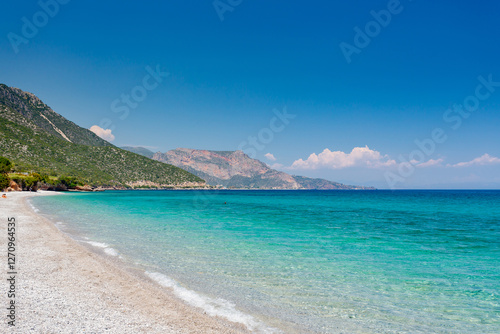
290;146;396;170
416;158;444;168
89;125;115;142
448;154;500;168
264;153;277;161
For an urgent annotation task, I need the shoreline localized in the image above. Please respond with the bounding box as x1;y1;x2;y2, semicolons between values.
62;188;377;192
0;191;255;333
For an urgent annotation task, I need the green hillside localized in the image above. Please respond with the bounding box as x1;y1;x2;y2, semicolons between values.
0;84;111;147
0;85;204;187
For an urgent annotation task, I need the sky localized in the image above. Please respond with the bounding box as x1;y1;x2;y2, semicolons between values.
1;0;500;189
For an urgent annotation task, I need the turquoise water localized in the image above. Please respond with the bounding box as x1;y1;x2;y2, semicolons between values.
32;190;500;333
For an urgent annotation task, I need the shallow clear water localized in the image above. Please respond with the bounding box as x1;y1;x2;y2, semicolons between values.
32;190;500;333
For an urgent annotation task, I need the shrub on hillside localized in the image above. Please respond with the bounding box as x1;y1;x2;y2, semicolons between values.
59;176;83;188
0;173;10;190
0;156;13;174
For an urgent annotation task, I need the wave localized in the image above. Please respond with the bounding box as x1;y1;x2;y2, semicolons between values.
145;271;278;333
85;241;119;257
27;200;40;213
86;241;109;248
104;248;119;257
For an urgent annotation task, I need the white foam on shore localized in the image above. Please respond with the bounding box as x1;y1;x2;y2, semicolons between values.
27;200;40;212
104;248;119;257
86;241;119;257
53;221;66;231
145;271;278;333
86;241;110;248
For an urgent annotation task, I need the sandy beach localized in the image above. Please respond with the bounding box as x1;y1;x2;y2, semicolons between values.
0;192;251;333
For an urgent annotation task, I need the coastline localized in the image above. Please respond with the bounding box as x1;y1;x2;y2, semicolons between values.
0;191;252;333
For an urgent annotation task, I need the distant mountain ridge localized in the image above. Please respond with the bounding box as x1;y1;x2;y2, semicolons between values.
0;84;204;187
120;146;155;159
148;148;373;190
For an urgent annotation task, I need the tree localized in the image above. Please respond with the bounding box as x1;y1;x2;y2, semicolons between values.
39;173;50;183
59;176;82;188
24;176;37;190
0;156;13;174
0;174;10;190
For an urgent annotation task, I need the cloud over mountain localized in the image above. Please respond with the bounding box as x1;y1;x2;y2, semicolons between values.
90;125;115;142
290;146;396;170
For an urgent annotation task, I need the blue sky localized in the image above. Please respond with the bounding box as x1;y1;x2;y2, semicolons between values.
1;0;500;188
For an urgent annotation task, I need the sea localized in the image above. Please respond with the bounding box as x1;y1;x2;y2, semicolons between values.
30;190;500;333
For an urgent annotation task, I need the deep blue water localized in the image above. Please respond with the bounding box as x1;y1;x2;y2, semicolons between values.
32;190;500;333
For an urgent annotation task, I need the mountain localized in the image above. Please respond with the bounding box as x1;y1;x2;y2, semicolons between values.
292;175;361;190
0;84;204;187
152;148;373;190
0;84;110;147
120;146;155;159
